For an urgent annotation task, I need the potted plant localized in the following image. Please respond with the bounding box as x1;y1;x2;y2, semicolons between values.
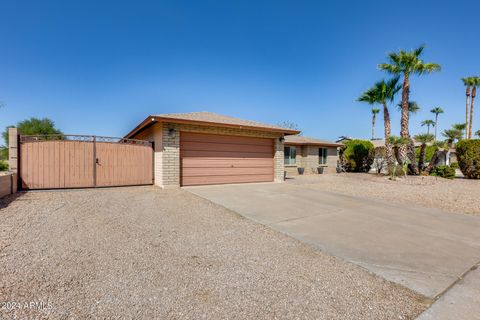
297;167;305;175
317;167;324;174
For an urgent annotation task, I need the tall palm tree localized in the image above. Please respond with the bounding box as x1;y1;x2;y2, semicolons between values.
358;76;401;168
371;108;380;139
468;77;480;140
413;133;434;171
397;101;420;116
442;123;466;148
461;77;473;138
421;119;435;134
379;45;441;174
388;135;409;178
430;107;444;141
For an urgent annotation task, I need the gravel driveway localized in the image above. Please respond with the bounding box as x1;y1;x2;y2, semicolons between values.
0;187;428;319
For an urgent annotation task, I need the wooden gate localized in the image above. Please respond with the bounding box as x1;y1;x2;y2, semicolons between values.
19;135;153;189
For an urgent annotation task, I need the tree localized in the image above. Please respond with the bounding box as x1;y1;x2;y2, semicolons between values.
468;77;480;140
475;130;480;138
461;77;474;138
397;101;420;115
357;76;401;169
387;135;409;179
442;123;466;147
2;118;63;145
430;107;444;141
414;133;434;172
277;121;301;135
421;120;435;135
379;45;441;175
371;108;380;140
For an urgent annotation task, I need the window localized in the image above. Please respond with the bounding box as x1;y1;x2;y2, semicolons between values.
319;148;328;165
284;146;296;165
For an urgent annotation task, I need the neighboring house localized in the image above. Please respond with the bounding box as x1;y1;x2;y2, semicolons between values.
283;135;341;176
125;112;299;187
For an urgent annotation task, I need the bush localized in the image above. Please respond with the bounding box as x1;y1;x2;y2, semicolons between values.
0;160;8;171
416;145;438;163
430;165;456;179
449;162;459;170
340;139;374;172
456;139;480;179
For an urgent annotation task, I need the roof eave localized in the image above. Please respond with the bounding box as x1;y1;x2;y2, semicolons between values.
124;115;300;138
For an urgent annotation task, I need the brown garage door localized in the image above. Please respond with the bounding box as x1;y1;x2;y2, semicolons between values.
19;135;153;189
180;132;274;186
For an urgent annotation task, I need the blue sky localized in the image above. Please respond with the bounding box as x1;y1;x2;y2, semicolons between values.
0;0;478;144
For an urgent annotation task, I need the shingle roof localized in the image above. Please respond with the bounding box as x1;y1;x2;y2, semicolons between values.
284;135;342;147
125;112;300;138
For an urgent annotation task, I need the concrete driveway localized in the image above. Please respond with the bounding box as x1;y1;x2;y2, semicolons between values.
186;182;480;300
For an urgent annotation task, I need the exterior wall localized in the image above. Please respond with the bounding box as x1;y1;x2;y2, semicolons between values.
284;144;338;176
134;122;285;187
0;173;17;198
132;123;163;187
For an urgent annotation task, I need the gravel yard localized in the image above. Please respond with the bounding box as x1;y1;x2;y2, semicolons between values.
0;187;428;319
288;173;480;215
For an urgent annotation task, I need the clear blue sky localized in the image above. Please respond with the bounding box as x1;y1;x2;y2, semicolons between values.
1;0;479;145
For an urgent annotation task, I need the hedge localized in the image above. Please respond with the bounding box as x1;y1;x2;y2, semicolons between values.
456;139;480;179
341;140;374;172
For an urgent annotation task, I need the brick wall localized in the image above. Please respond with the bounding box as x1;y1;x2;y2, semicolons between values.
284;144;339;176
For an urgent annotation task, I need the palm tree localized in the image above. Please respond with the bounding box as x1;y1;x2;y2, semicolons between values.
388;136;409;179
442;123;466;147
430;107;444;141
461;77;473;138
421;120;435;134
475;130;480;138
468;77;480;140
379;45;441;174
413;133;434;172
371;108;380;139
397;101;420;116
358;77;401;168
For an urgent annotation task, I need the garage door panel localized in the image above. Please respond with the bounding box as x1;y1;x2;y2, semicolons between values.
182;166;273;177
180;132;274;186
182;157;273;168
181;150;273;158
181;132;273;146
182;174;274;186
181;141;272;153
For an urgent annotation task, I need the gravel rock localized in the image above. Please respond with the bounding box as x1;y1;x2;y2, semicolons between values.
288;173;480;215
0;187;428;319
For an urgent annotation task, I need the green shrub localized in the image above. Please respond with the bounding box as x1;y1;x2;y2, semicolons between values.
449;162;459;170
0;160;8;171
340;140;374;172
0;146;7;160
416;145;438;163
430;165;456;179
456;139;480;179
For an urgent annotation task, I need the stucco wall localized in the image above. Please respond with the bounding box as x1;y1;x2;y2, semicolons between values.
0;173;17;198
133;122;285;187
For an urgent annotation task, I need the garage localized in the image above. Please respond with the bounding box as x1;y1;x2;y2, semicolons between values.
180;132;274;186
125;112;299;188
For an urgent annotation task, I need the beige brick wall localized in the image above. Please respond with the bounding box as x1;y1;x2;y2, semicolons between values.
132;123;163;187
285;144;338;176
134;122;285;187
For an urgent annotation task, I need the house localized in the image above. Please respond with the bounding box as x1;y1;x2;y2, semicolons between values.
124;112;299;187
283;135;342;176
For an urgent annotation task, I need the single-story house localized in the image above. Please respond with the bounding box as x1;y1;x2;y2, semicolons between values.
125;112;299;187
284;135;342;176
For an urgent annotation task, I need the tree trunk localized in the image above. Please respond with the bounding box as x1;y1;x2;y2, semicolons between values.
469;86;476;140
418;144;426;172
434;114;439;141
383;103;395;169
425;150;446;174
400;73;410;138
372;114;376;140
466;86;471;139
427;125;430;135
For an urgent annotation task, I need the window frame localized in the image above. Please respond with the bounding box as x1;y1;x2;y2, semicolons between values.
319;147;328;165
284;146;297;165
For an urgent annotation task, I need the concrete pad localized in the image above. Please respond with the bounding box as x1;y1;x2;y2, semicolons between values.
186;182;480;299
417;265;480;320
